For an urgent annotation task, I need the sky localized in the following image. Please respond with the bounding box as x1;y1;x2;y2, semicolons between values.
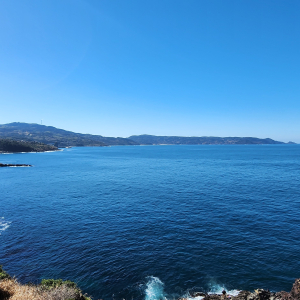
0;0;299;142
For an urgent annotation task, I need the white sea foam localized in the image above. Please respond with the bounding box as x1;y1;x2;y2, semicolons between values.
187;296;205;300
7;165;31;167
0;218;11;235
145;277;240;300
207;281;240;296
145;277;166;300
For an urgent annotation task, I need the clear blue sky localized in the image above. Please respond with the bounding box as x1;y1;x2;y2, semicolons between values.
0;0;299;142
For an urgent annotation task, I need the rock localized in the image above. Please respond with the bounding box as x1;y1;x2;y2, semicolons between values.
254;289;271;300
247;292;259;300
274;291;291;300
290;279;300;300
205;295;222;300
232;291;251;300
0;163;32;167
190;292;207;298
179;279;300;300
269;292;277;300
274;279;300;300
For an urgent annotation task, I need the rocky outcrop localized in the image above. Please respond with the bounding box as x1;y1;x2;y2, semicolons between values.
188;279;300;300
290;279;300;300
0;163;32;167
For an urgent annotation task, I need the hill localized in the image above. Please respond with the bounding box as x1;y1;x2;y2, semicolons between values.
128;134;286;145
0;123;290;147
0;138;58;153
0;123;138;147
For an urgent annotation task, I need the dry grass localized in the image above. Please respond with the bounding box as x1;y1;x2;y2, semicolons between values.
0;279;87;300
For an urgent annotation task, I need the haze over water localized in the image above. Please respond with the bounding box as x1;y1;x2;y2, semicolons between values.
1;145;300;299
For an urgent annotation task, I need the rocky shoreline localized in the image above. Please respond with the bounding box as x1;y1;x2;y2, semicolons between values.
187;279;300;300
0;277;299;300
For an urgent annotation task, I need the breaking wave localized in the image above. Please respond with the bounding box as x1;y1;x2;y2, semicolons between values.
145;277;166;300
0;218;11;235
144;277;240;300
207;280;240;296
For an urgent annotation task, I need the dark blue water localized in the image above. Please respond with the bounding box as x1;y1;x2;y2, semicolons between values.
1;145;300;300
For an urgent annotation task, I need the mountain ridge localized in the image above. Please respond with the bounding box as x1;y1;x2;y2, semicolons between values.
0;123;293;146
128;134;288;145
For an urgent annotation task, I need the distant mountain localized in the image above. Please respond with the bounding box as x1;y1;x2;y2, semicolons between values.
0;123;290;147
0;123;138;147
128;134;286;145
0;138;58;153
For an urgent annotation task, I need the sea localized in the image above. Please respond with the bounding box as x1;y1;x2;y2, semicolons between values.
0;145;299;300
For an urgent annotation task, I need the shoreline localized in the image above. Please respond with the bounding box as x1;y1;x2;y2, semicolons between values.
0;268;299;300
0;149;62;154
188;278;300;300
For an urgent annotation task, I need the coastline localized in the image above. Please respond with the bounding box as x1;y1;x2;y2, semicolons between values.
0;272;299;300
0;149;61;154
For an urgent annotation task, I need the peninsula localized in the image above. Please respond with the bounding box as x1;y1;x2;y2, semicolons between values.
0;139;58;153
0;139;57;166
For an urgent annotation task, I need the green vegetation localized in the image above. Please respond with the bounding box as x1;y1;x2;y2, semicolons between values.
41;279;78;290
0;138;58;153
40;279;91;300
0;266;92;300
0;122;138;147
0;122;291;147
0;265;11;280
128;134;287;145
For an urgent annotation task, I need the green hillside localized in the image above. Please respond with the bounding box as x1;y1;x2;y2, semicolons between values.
128;134;286;145
0;139;58;153
0;123;138;147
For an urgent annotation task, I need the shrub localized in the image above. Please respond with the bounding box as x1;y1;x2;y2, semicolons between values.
41;279;78;290
0;265;11;280
0;267;92;300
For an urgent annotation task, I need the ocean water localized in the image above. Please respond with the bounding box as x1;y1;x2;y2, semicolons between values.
0;145;299;300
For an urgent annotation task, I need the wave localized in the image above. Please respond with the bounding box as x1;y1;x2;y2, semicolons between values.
0;218;11;235
6;165;31;167
145;277;166;300
144;277;240;300
0;150;62;155
206;280;240;296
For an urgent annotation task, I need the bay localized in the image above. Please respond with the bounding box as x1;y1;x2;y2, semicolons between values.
0;145;300;300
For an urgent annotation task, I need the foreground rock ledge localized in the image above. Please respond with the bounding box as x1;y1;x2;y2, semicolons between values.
0;274;299;300
187;279;300;300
